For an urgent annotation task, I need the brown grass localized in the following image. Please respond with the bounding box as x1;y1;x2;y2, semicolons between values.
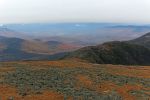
0;60;150;100
116;84;143;100
76;74;94;90
0;85;65;100
8;59;92;69
96;81;117;94
105;65;150;78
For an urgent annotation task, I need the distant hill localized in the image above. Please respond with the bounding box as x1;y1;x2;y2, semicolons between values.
0;27;83;53
0;27;26;38
129;32;150;49
21;40;80;55
0;26;83;61
0;36;76;61
4;23;150;44
0;36;43;61
67;41;150;65
1;25;150;63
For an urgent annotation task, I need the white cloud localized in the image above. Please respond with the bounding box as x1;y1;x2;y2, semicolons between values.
0;0;150;24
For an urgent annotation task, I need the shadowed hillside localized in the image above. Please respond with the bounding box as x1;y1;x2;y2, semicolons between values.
0;36;81;54
68;41;150;65
0;36;78;61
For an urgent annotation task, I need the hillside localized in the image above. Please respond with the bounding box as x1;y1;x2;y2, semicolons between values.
0;36;70;61
0;27;26;38
68;41;150;65
0;60;149;100
0;36;44;61
129;32;150;49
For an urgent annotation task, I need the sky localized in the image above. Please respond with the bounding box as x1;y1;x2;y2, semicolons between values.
0;0;150;24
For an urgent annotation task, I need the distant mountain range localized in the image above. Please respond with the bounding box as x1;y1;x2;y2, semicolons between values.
1;24;150;64
0;36;44;61
0;27;26;38
0;35;80;61
0;36;81;54
2;23;150;44
0;26;89;61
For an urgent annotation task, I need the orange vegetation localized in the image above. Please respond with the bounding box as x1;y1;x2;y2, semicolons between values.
96;81;117;94
0;67;15;82
97;83;150;100
1;60;150;100
58;43;80;51
105;65;150;78
0;67;15;72
76;74;150;100
76;75;94;90
0;85;65;100
76;75;116;94
8;59;91;69
116;84;143;100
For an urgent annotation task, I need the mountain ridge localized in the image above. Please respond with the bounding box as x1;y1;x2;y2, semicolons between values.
129;32;150;49
67;41;150;65
0;36;80;61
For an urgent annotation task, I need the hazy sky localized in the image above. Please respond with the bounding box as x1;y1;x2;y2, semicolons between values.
0;0;150;24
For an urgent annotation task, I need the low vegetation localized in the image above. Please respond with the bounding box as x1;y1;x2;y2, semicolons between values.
0;60;149;100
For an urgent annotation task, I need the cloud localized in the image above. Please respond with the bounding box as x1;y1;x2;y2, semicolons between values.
0;0;150;24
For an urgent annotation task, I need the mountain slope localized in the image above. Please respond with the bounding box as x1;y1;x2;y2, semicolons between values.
0;36;45;61
0;36;76;61
68;41;150;65
0;27;82;55
0;27;26;38
129;32;150;49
